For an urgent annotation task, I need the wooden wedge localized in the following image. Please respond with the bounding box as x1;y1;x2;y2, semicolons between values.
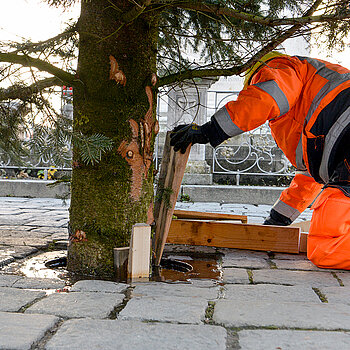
128;223;151;279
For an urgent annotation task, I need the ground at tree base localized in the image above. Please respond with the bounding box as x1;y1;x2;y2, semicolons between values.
1;197;350;349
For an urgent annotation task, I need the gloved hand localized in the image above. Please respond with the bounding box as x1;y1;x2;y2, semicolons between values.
263;208;292;226
170;123;209;153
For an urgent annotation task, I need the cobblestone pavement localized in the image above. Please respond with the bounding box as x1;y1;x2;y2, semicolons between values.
1;197;350;349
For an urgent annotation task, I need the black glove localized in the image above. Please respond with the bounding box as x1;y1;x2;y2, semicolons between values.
263;208;292;226
170;123;209;153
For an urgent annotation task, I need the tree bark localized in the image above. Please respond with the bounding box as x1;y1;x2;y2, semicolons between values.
68;0;158;278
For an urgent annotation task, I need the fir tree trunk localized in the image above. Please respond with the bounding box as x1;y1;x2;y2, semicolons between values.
68;0;159;278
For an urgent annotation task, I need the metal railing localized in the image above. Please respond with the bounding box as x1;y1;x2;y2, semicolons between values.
207;90;295;183
1;90;295;183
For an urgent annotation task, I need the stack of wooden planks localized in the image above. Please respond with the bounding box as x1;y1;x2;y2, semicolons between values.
152;132;310;265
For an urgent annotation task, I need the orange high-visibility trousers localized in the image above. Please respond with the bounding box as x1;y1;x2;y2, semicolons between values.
308;187;350;269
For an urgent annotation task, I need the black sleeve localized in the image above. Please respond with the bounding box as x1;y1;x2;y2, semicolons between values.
263;208;292;226
201;118;230;148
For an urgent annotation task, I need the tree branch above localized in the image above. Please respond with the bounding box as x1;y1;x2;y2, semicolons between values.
159;0;350;27
0;77;62;102
0;52;79;86
157;0;325;87
11;24;77;54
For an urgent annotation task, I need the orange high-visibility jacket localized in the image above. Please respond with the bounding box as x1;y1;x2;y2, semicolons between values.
212;55;350;221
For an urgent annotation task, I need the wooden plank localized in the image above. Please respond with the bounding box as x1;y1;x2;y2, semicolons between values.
113;247;129;281
167;219;301;254
128;224;151;279
153;132;191;265
290;220;311;233
153;131;172;225
299;232;308;253
173;210;248;223
290;221;310;254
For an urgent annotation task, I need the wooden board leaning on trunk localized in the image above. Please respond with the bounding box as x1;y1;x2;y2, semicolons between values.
167;219;301;254
153;132;191;265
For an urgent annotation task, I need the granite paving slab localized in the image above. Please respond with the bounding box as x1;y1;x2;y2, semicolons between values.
131;282;219;299
176;202;222;212
247;216;264;223
119;295;208;324
252;269;340;287
0;287;45;312
46;319;227;350
273;259;324;271
45;214;69;220
0;311;58;350
221;203;269;210
0;236;51;248
0;197;29;203
2;245;39;259
218;249;268;259
19;208;51;214
163;244;218;255
319;286;350;304
0;273;22;287
10;199;64;208
70;280;128;293
26;291;124;319
238;329;350;350
13;213;54;220
0;208;23;214
222;268;250;284
0;225;34;231
223;284;321;303
189;279;219;288
221;256;269;269
50;233;69;241
31;227;67;234
12;277;66;289
273;253;308;260
0;218;31;225
24;220;63;227
213;300;350;329
2;227;53;236
0;254;14;267
336;272;350;287
0;230;52;239
41;210;69;216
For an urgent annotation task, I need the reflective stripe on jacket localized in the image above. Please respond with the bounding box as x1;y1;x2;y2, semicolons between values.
271;171;323;221
212;55;350;183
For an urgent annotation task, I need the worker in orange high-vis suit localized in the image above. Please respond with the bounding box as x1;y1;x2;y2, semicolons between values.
170;52;350;270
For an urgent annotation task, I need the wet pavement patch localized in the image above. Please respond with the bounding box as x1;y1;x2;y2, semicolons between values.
17;250;222;284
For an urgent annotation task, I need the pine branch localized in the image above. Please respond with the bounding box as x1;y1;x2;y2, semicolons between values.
0;77;62;102
166;0;349;26
0;52;79;86
121;0;152;23
43;0;77;8
157;0;324;87
12;24;77;54
72;133;114;166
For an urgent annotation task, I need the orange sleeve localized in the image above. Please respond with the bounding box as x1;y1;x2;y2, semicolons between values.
223;57;304;133
272;172;323;221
